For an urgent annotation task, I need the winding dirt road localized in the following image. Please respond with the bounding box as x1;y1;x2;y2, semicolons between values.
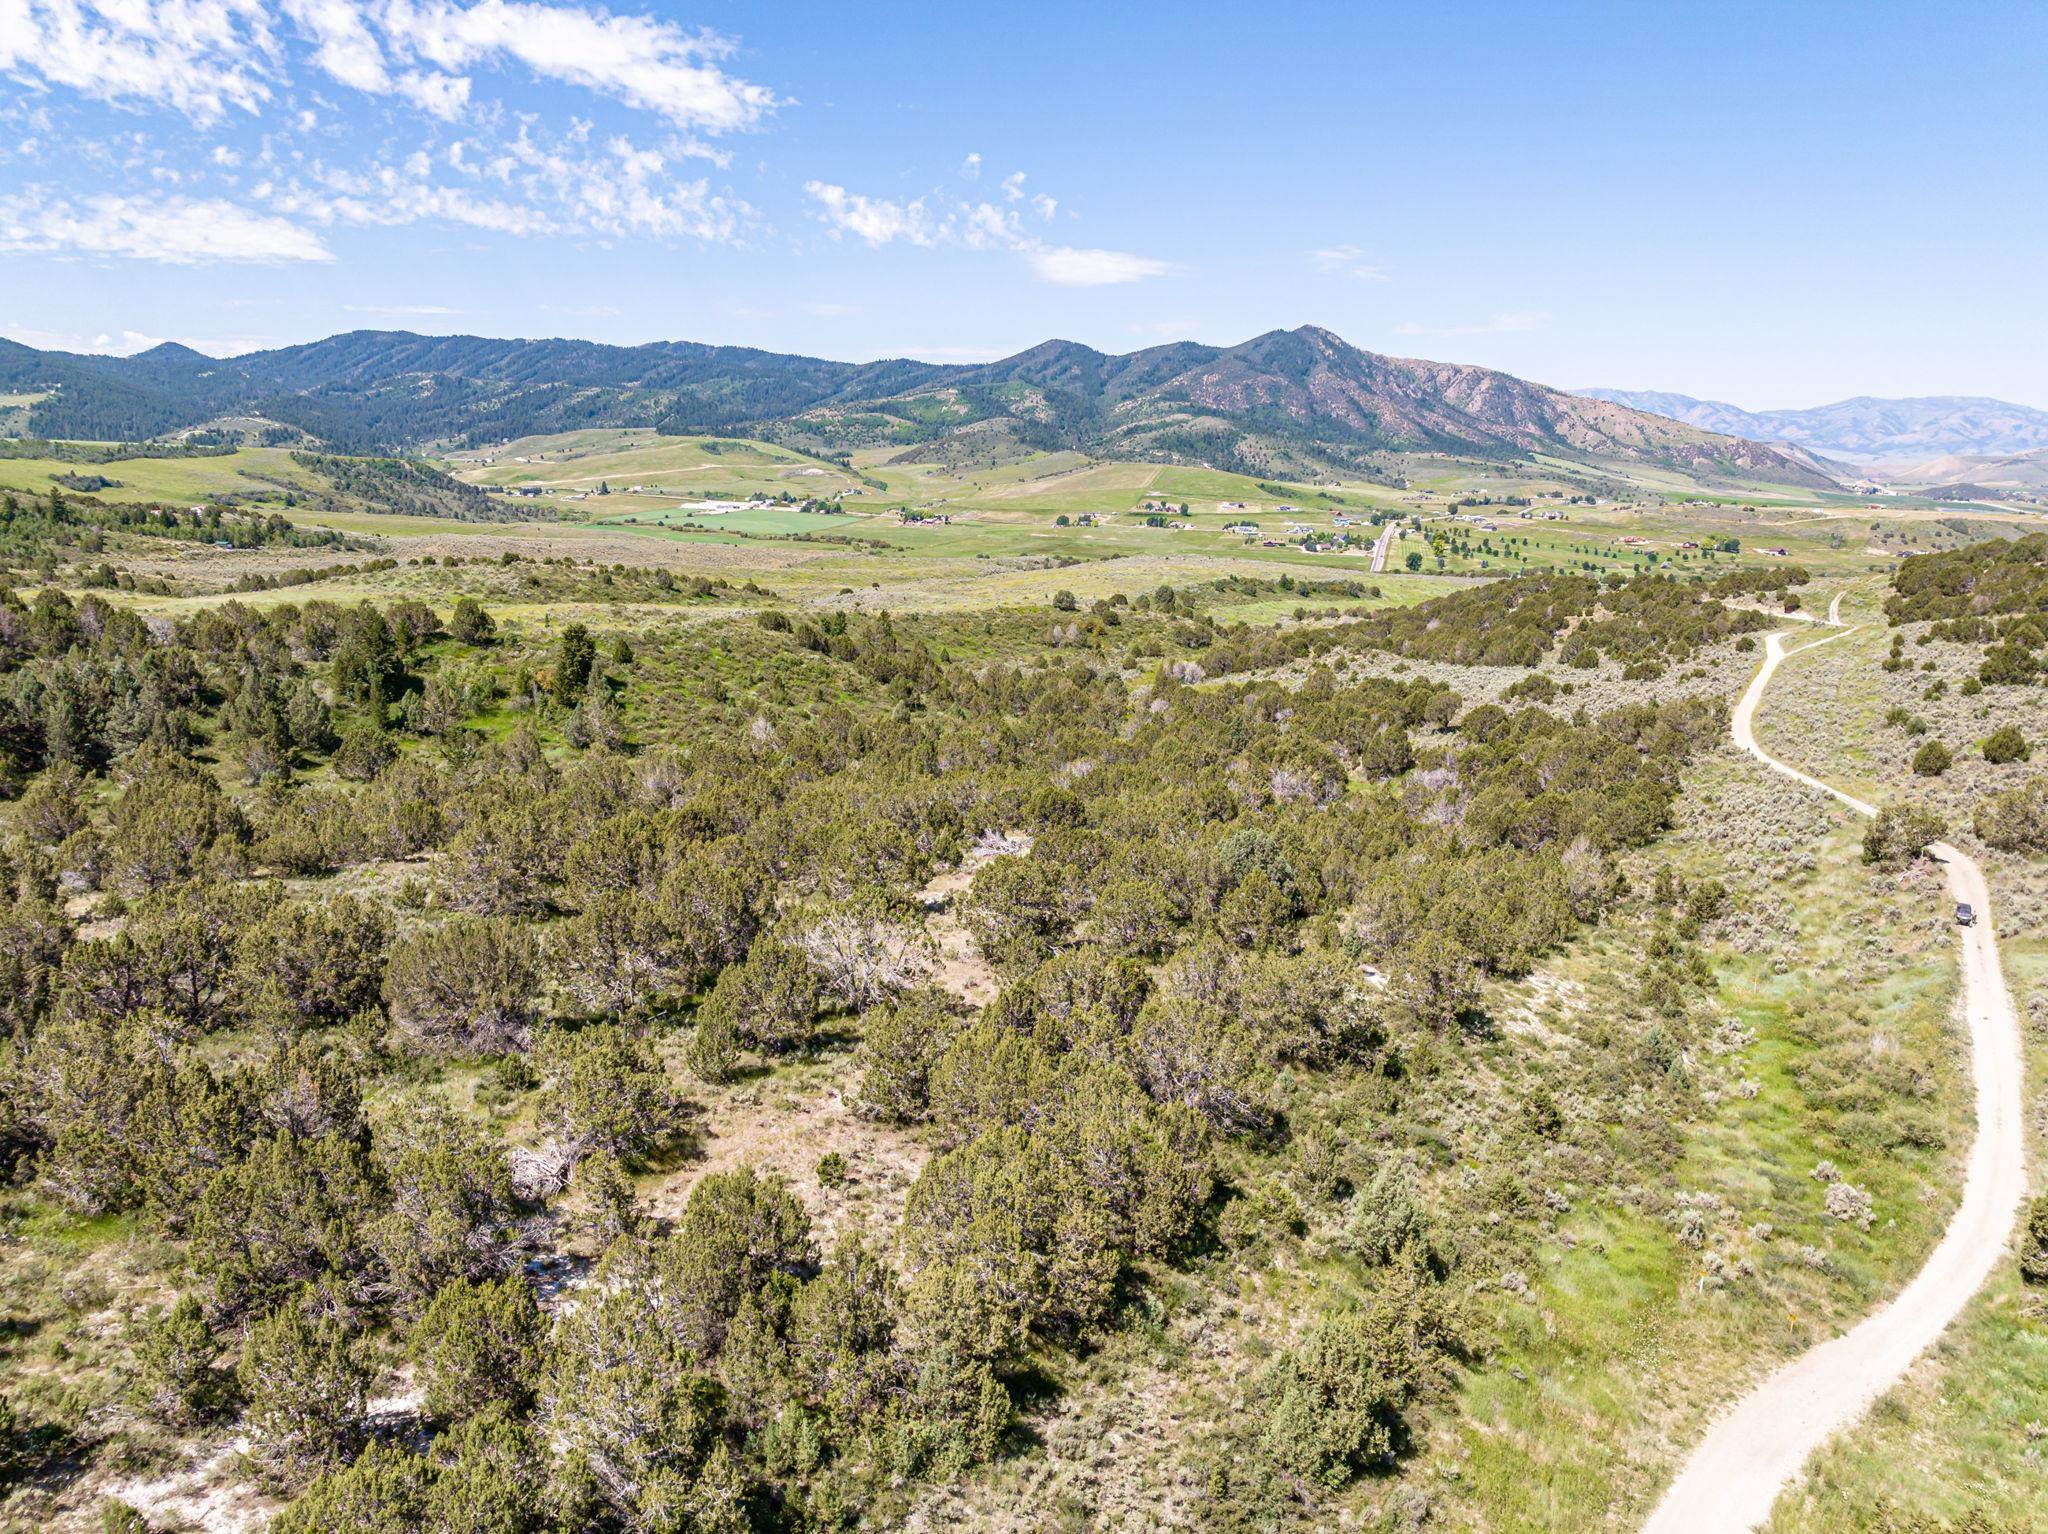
1642;623;2027;1532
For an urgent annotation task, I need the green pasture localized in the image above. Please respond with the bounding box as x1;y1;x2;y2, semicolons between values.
0;445;318;505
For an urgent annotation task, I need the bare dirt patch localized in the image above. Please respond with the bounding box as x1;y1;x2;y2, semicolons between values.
916;831;1031;1008
106;1440;279;1534
648;1064;927;1251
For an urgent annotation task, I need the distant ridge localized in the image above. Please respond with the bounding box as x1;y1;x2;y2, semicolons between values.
0;327;1836;489
1576;387;2048;463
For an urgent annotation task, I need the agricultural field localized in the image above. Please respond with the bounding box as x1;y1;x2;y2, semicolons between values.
430;431;2034;599
448;431;867;502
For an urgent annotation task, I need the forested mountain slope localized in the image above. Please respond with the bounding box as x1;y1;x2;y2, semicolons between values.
2;328;1837;489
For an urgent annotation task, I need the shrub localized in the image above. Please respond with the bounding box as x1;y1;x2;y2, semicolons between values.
1862;805;1944;869
695;938;820;1055
1257;1281;1462;1486
1976;777;2048;853
1910;739;1952;777
131;1295;234;1425
410;1275;544;1421
238;1305;371;1484
1823;1180;1874;1230
383;918;541;1054
854;988;959;1123
2020;1196;2048;1285
1983;725;2031;764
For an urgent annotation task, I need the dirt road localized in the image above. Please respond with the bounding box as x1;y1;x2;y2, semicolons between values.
1641;628;2026;1532
1370;523;1398;572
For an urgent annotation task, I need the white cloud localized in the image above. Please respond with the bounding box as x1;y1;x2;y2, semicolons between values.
266;125;750;243
1000;170;1026;202
1029;192;1057;220
376;0;775;129
396;68;470;117
1393;311;1549;337
283;0;392;93
0;0;278;126
0;0;775;132
3;323;275;355
1310;244;1388;281
958;198;1023;250
803;181;940;248
3;325;163;354
0;0;776;262
959;151;981;180
804;178;1170;286
1029;246;1171;286
0;189;333;262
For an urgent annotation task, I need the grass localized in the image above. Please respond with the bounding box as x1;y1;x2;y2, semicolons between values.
0;446;321;506
451;430;865;501
1734;598;2048;1531
1420;721;1972;1530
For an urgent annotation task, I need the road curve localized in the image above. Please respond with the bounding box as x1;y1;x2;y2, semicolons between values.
1370;523;1398;573
1642;627;2027;1534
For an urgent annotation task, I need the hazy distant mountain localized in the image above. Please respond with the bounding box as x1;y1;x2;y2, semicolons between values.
1576;388;2048;463
0;327;1835;488
1882;445;2048;500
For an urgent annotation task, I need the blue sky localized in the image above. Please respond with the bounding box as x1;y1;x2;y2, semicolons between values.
3;0;2045;408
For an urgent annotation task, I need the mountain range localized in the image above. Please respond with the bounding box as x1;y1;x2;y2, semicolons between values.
1575;388;2048;465
0;326;1838;490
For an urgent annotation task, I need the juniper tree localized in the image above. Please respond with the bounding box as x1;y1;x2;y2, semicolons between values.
410;1274;545;1421
383;918;541;1055
238;1303;372;1484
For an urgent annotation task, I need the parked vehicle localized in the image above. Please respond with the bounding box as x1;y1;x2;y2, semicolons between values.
1957;902;1976;927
